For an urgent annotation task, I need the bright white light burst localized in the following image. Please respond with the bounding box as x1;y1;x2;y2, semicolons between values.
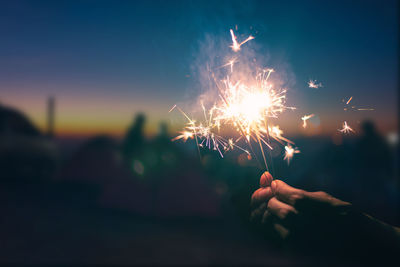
172;29;299;169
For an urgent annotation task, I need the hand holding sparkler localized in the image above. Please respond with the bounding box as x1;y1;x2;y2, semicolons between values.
250;172;400;261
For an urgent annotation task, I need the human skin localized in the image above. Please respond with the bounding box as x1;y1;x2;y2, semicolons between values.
250;172;400;263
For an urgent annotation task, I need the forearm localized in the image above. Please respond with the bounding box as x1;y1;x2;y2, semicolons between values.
360;213;400;249
348;209;400;259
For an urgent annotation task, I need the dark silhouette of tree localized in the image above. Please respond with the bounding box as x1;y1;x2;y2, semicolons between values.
0;105;40;136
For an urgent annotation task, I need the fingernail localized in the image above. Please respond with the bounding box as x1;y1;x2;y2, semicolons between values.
260;171;273;187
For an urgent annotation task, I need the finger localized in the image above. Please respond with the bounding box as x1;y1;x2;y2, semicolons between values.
251;188;263;205
305;191;351;208
261;209;273;224
262;210;288;242
272;180;350;212
271;180;305;206
273;223;290;240
251;208;285;244
251;187;273;207
267;197;298;223
250;202;267;224
260;171;273;187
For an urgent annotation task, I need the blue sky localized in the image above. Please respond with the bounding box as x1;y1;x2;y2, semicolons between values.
0;0;397;136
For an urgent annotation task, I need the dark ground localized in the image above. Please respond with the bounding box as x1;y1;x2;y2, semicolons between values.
1;109;399;266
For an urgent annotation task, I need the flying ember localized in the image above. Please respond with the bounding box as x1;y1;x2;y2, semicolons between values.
308;79;323;88
338;121;355;134
301;114;314;128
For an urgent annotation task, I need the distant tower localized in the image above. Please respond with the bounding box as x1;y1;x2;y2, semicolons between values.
47;96;55;137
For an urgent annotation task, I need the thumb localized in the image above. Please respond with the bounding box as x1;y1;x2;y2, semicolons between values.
260;171;273;187
272;180;351;211
271;180;304;206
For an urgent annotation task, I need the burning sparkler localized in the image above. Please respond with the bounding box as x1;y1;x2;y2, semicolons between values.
170;104;249;158
301;114;314;128
213;66;296;168
338;121;355;134
172;29;300;170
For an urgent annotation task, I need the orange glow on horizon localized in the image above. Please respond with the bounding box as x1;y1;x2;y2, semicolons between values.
0;91;397;139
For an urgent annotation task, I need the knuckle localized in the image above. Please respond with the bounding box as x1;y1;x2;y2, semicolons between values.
272;180;282;194
267;197;278;209
315;191;330;198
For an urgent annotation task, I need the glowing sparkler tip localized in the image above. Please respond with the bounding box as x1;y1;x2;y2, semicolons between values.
171;28;298;169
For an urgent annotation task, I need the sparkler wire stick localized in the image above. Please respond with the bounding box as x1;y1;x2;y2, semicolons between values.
264;119;275;176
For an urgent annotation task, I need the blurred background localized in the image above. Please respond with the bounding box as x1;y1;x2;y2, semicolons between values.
0;0;398;265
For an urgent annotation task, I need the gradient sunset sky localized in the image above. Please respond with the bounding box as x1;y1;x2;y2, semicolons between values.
0;0;398;137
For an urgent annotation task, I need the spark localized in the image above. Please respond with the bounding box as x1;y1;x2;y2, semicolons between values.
338;121;355;134
342;97;374;112
171;131;193;142
172;29;299;169
169;104;177;113
267;125;294;145
216;69;292;131
308;79;322;89
301;114;314;128
171;105;249;157
213;67;296;168
221;57;238;73
230;29;254;52
284;144;300;165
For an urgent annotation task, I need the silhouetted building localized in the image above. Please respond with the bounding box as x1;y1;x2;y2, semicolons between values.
0;104;58;180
